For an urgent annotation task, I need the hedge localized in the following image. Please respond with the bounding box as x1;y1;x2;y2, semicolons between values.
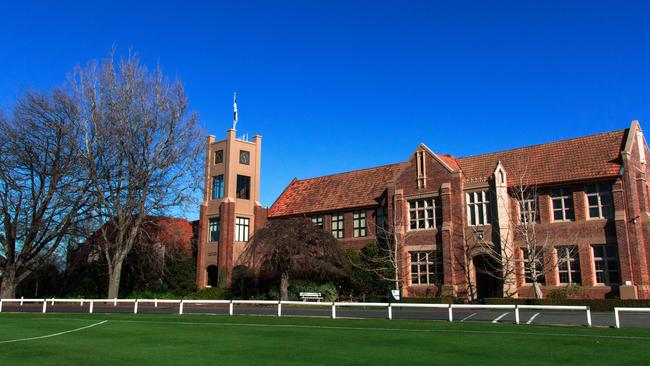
402;297;455;304
483;297;650;312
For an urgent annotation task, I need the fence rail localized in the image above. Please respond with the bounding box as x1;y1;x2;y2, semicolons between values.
614;307;650;328
2;297;648;327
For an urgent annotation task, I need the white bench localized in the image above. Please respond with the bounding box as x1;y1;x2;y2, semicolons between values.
299;292;322;302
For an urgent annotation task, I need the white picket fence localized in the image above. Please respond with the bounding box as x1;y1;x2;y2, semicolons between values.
0;297;616;327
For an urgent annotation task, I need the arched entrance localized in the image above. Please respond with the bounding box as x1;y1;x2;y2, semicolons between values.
473;255;500;299
206;265;218;287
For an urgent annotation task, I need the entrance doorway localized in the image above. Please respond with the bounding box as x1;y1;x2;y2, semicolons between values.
473;255;500;299
206;265;218;287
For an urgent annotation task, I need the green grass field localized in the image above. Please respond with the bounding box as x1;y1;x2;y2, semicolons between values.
1;313;649;365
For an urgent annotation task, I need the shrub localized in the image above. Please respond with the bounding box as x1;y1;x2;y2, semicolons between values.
546;284;586;300
344;245;392;299
126;291;184;300
194;287;231;300
230;265;257;299
403;297;455;304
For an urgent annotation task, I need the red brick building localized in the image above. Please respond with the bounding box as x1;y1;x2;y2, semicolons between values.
197;121;650;299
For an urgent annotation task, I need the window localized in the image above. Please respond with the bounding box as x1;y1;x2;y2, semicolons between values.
410;251;443;285
557;246;581;284
409;197;442;230
593;245;620;285
586;183;613;219
376;206;388;239
236;175;251;199
466;191;491;226
235;217;250;242
551;187;575;222
214;150;223;164
522;248;545;285
208;218;220;242
239;150;250;165
212;175;224;199
311;215;324;229
519;195;538;223
331;213;344;238
353;210;367;237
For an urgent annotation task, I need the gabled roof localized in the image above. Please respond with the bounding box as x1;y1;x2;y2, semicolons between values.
456;129;627;186
268;163;405;217
418;143;460;172
268;128;628;218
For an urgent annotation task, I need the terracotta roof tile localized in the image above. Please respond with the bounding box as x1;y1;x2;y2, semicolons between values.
456;129;626;186
436;153;460;171
268;163;405;217
269;129;627;217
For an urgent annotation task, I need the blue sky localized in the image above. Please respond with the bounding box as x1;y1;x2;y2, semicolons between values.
2;1;650;218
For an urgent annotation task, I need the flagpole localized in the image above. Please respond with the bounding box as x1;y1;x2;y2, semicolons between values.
233;92;238;130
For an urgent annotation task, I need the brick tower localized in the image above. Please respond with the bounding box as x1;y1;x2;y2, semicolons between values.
196;127;266;289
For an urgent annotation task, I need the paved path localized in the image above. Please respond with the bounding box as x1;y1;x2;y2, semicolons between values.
3;303;650;328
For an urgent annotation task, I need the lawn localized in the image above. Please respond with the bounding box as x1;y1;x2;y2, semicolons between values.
1;313;649;365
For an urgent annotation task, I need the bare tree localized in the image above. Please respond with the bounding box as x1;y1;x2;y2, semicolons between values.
510;178;582;299
351;212;405;292
72;52;202;298
461;175;581;300
0;90;91;298
351;200;444;298
238;217;348;300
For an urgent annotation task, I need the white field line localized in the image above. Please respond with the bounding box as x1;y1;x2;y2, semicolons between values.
526;313;541;325
460;313;477;322
30;317;650;341
0;320;107;344
492;313;509;323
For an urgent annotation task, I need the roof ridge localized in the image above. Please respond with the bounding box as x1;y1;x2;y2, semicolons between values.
293;162;405;183
457;129;627;160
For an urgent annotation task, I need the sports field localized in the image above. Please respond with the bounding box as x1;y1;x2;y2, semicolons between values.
1;313;649;365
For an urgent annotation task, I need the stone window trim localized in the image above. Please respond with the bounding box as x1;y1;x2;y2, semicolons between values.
212;175;224;200
585;183;613;220
236;175;251;200
518;195;539;224
235;217;250;242
592;244;620;286
409;197;442;231
556;245;581;285
415;150;427;189
466;190;492;226
409;251;443;286
550;187;575;222
208;217;220;243
521;248;546;285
